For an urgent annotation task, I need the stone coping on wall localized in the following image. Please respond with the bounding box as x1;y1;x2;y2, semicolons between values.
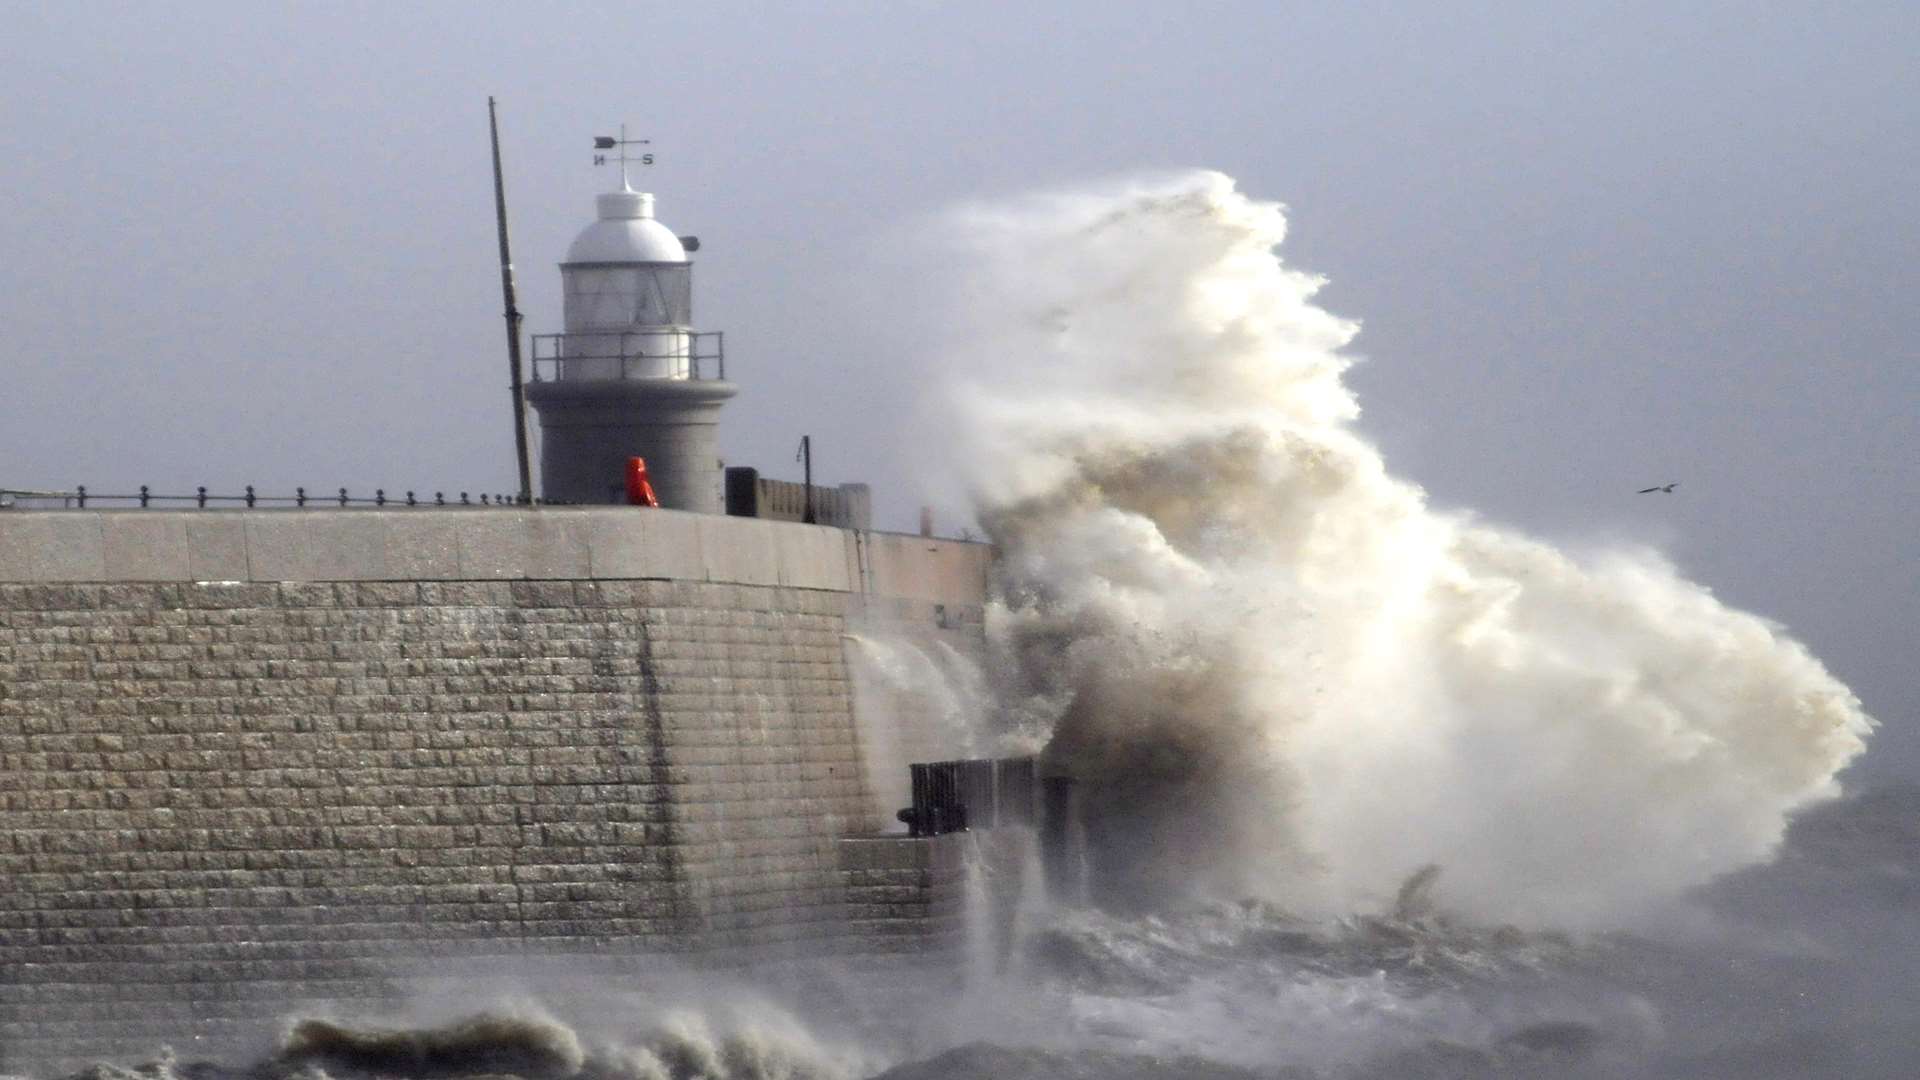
0;508;990;604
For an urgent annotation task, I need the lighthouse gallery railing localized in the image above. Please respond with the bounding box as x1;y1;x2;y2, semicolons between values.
529;330;726;382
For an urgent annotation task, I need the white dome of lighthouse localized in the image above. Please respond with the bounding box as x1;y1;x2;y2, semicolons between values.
564;190;687;263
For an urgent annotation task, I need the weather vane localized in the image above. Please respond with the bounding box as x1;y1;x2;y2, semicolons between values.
592;123;653;190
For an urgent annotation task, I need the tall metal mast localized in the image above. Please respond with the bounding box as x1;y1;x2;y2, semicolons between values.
488;96;535;505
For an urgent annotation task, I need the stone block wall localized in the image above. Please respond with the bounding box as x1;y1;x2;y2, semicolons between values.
837;835;970;957
0;509;992;1072
836;830;1037;976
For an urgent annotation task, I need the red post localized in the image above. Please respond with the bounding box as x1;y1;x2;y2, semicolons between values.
625;457;659;507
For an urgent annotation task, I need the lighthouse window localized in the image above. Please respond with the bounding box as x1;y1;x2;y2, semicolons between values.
642;265;692;326
563;268;628;327
633;272;669;325
562;265;692;328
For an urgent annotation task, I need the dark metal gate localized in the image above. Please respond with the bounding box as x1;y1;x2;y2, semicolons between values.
902;755;1040;837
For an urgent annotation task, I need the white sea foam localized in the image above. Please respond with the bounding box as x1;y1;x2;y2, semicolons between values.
936;170;1874;927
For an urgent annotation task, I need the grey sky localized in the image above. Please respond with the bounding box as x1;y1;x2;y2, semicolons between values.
1;2;1913;777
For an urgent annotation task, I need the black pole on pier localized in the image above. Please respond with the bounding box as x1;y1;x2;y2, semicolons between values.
489;96;536;506
797;435;816;524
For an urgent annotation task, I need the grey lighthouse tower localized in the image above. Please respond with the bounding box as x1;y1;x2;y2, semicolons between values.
526;162;737;509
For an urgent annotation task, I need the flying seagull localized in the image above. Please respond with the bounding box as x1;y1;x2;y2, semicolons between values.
1637;482;1679;494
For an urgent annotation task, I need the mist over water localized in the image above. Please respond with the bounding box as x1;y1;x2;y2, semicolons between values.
943;170;1873;927
60;788;1920;1080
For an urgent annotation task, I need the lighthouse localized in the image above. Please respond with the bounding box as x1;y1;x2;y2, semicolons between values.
525;149;737;510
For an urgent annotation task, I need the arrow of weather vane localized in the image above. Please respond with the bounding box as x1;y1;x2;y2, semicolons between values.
593;126;653;187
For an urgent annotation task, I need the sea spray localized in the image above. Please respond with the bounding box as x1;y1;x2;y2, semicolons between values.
843;631;1000;828
936;170;1874;926
844;635;990;758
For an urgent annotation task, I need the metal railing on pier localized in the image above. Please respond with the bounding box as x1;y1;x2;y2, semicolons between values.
0;487;534;510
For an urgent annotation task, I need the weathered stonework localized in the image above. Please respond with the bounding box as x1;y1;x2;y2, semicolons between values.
0;509;991;1071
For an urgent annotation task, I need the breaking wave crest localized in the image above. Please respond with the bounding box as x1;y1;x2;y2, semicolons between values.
939;170;1874;926
279;1013;585;1078
258;999;870;1080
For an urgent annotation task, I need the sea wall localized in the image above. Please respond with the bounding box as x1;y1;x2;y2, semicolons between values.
0;508;991;1072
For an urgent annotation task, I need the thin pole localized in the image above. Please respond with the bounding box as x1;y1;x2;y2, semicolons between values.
800;435;816;524
489;96;535;505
